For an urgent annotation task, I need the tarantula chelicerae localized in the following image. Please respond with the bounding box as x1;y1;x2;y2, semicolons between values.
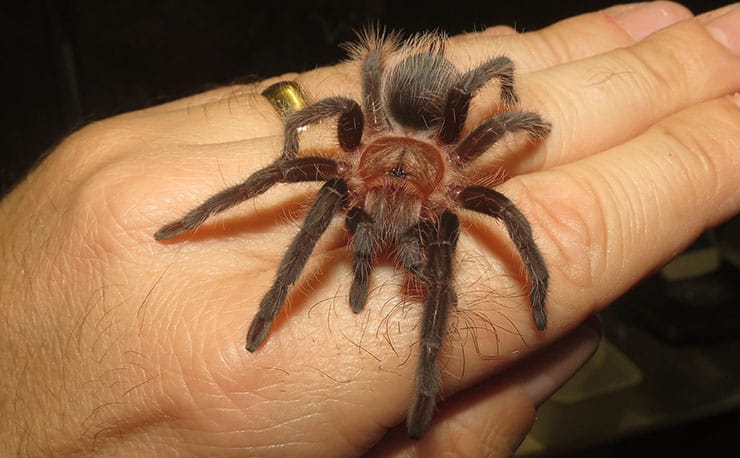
155;30;550;439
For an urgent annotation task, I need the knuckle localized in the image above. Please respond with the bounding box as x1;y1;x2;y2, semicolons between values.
54;117;141;182
614;43;690;108
529;29;578;68
652;97;740;214
533;8;634;66
613;19;740;108
524;80;574;165
507;171;610;299
52;120;156;253
69;161;149;254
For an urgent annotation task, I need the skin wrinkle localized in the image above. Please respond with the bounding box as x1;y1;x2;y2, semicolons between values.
547;8;638;61
625;41;690;107
655;114;724;211
548;159;652;305
513;76;571;171
192;91;263;131
641;20;740;98
529;27;578;72
565;156;639;274
608;163;646;278
509;172;602;296
639;103;734;228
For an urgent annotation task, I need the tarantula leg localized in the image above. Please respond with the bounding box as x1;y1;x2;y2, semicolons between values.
457;186;548;330
438;56;518;144
154;157;339;240
398;222;429;280
361;49;388;132
407;211;460;439
451;111;551;167
246;178;349;351
282;96;364;159
345;207;376;313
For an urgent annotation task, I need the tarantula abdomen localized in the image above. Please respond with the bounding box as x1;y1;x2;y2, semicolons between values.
386;52;458;129
155;29;550;440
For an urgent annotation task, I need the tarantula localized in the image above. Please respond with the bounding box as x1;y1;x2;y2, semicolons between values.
154;30;550;439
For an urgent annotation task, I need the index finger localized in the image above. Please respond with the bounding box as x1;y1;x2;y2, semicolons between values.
122;2;692;144
449;1;692;73
298;2;693;100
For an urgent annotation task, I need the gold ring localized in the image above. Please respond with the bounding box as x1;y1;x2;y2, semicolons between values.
261;81;308;118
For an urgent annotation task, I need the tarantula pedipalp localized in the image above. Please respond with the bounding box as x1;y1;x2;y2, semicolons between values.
154;30;551;439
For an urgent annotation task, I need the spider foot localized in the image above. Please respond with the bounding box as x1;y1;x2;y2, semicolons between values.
154;220;193;240
532;289;547;331
407;393;435;439
246;316;273;351
349;281;368;313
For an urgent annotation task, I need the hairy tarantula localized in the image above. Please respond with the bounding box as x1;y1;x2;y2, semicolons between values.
154;30;550;439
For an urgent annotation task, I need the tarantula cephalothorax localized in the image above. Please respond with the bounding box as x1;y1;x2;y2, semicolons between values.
154;30;551;439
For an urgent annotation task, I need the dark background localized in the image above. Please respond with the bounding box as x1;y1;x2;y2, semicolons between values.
2;1;738;456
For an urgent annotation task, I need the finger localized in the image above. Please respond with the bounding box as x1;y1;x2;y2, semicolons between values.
104;73;308;151
114;82;285;144
126;3;692;146
502;5;740;175
297;2;693;101
449;1;692;72
507;93;740;333
367;318;601;456
126;73;299;115
69;77;299;175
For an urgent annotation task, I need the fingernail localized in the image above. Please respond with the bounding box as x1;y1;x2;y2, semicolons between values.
607;1;693;41
703;5;740;56
523;316;603;406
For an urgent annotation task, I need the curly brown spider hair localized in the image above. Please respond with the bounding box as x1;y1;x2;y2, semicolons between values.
154;29;551;439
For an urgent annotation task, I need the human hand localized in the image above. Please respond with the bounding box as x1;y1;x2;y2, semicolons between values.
2;2;739;456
